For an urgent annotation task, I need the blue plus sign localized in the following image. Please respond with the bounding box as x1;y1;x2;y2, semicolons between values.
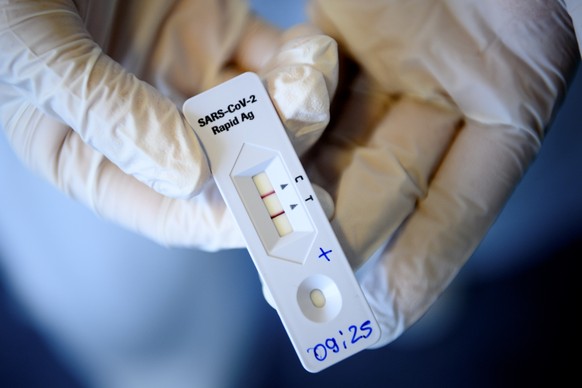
318;247;333;261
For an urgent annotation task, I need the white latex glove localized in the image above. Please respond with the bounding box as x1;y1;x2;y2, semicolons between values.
0;0;337;250
306;0;580;347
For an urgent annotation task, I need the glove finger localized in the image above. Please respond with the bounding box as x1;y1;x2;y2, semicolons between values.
261;25;339;155
2;102;243;249
232;14;283;73
358;121;539;347
0;0;209;199
145;0;251;101
306;81;462;268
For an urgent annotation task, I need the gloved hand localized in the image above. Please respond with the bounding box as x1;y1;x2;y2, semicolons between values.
306;0;580;347
0;0;337;250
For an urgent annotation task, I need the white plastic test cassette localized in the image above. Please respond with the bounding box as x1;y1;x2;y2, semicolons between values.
183;72;380;372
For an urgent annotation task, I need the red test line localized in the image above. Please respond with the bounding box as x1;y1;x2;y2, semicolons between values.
260;190;276;199
271;210;285;219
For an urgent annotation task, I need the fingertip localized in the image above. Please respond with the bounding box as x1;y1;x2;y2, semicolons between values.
148;150;212;200
313;184;335;220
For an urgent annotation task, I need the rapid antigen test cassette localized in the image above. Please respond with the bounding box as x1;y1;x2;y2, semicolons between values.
183;72;380;372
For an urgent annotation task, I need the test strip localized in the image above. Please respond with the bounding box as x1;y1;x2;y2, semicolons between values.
182;72;380;373
252;172;273;196
272;212;292;237
253;172;292;236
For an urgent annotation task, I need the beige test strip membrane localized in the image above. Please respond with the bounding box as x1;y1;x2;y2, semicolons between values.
252;172;293;236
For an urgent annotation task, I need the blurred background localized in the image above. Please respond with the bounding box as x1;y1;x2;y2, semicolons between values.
1;1;579;387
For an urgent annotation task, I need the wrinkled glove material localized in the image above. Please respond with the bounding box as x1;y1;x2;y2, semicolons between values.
307;0;580;347
0;0;338;250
